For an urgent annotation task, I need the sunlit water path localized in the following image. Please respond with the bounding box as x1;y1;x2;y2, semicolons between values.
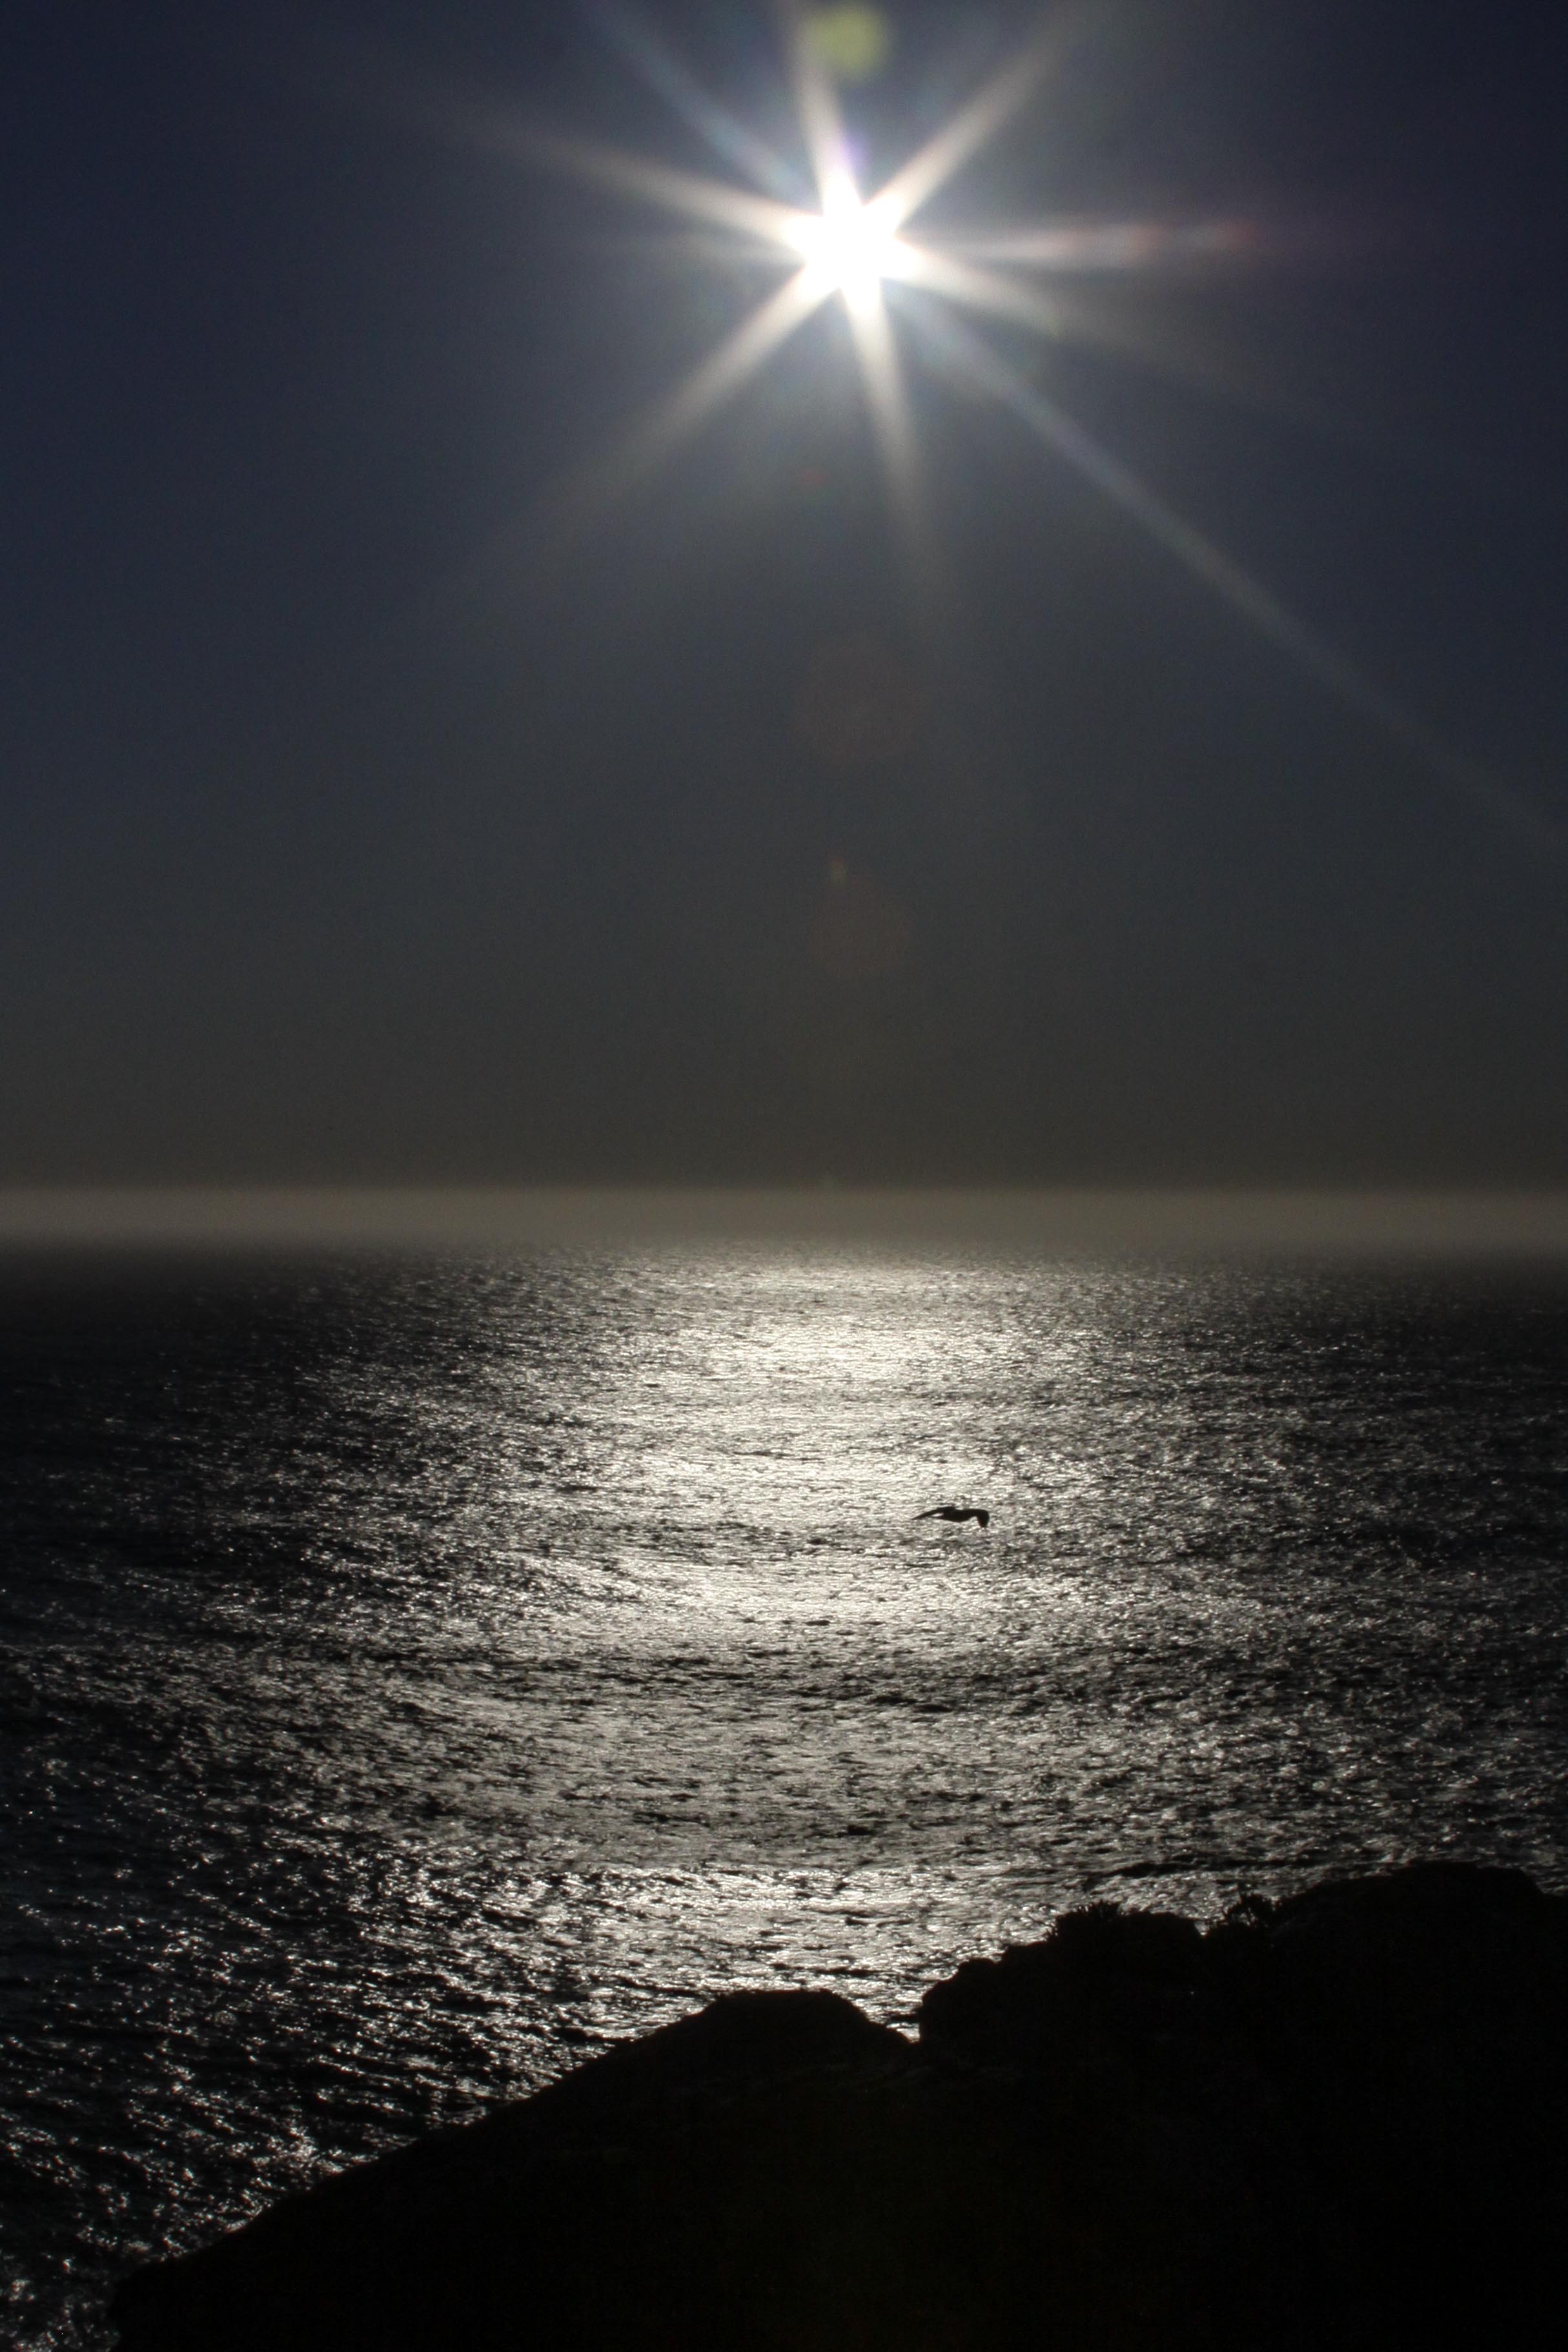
3;1248;1567;2346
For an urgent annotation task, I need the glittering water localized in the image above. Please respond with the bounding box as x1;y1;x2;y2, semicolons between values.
3;1247;1567;2346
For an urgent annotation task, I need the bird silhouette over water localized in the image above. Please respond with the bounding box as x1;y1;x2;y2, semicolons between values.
915;1506;990;1527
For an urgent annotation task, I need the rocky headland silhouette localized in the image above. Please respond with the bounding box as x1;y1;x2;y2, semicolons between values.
112;1862;1568;2349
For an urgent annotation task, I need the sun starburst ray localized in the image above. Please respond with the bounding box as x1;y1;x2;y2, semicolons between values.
842;281;943;608
895;245;1399;486
935;218;1259;271
869;23;1062;234
915;307;1565;855
890;245;1071;340
544;267;831;533
902;245;1501;540
587;0;802;201
446;105;808;248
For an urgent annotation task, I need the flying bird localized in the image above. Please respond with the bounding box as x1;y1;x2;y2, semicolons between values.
915;1506;990;1527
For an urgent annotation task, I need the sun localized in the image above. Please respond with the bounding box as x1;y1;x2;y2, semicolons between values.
784;186;904;309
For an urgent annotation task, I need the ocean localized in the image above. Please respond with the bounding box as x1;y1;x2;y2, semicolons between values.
3;1244;1567;2347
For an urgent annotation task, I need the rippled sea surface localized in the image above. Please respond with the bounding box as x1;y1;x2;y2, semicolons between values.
3;1246;1567;2345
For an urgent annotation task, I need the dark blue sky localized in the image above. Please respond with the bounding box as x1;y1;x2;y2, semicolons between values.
5;1;1565;1185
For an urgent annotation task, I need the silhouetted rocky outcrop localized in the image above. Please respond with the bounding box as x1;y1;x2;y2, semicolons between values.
112;1863;1568;2349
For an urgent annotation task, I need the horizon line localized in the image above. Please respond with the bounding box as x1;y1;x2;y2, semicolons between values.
3;1184;1568;1256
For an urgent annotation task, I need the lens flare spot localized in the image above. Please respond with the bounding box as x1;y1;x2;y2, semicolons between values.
804;6;895;86
810;862;911;982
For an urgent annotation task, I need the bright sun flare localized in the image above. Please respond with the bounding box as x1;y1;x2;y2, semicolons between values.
784;189;903;305
455;3;1558;856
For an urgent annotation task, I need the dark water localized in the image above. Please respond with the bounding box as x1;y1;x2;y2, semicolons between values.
3;1247;1567;2347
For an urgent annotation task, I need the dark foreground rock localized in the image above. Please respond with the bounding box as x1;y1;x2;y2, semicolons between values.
113;1863;1568;2350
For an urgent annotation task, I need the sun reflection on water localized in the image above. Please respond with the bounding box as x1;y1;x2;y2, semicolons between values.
5;1249;1568;2341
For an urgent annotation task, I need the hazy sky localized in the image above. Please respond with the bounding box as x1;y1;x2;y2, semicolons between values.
5;0;1565;1188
